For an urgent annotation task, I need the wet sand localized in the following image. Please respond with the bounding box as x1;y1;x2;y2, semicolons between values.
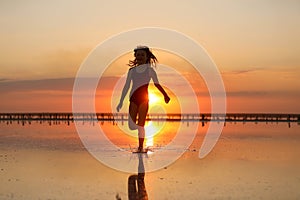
0;121;300;199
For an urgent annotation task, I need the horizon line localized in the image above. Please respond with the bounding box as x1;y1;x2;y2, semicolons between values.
0;112;299;123
0;112;299;115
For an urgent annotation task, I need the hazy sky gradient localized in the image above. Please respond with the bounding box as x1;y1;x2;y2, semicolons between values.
0;1;299;113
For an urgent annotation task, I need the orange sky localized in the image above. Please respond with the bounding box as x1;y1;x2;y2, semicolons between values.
0;1;299;113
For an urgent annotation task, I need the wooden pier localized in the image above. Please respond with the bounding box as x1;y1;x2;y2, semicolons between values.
0;113;299;123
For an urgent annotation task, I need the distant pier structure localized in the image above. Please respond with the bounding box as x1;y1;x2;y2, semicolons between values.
0;113;299;123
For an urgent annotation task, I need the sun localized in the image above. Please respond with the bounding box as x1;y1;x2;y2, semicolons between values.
149;92;160;105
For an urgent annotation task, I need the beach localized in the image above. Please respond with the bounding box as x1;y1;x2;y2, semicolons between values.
0;121;300;199
1;1;300;199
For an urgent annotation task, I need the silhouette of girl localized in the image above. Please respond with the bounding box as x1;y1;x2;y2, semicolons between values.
117;46;170;152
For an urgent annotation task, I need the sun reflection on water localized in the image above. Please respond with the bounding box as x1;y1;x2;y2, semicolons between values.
145;121;163;147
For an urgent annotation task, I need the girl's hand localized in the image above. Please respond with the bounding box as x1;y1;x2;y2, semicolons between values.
164;95;170;104
116;102;123;112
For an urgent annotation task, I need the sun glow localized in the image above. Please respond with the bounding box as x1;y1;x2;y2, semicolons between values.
149;92;160;105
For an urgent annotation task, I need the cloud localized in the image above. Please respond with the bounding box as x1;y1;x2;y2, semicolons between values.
222;66;300;76
194;90;300;98
0;76;120;94
0;78;74;93
0;78;11;82
226;90;268;97
226;90;300;97
222;67;265;75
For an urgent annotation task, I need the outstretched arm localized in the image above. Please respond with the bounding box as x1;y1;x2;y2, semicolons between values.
116;70;132;112
150;68;170;104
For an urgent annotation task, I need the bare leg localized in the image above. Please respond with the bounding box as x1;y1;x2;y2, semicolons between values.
137;102;148;151
138;127;145;151
128;102;138;130
129;101;148;150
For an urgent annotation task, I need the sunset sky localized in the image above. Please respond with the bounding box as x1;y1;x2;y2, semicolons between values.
0;0;299;113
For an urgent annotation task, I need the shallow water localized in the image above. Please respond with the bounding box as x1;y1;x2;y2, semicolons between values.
0;120;299;199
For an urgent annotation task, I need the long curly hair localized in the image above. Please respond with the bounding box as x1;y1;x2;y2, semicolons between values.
128;45;158;67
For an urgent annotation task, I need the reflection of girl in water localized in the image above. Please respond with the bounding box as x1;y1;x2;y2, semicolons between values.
127;153;148;200
117;46;170;152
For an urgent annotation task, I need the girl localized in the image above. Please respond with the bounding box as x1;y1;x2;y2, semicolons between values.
116;46;170;152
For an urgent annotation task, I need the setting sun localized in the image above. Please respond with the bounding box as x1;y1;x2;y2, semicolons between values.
149;92;160;105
